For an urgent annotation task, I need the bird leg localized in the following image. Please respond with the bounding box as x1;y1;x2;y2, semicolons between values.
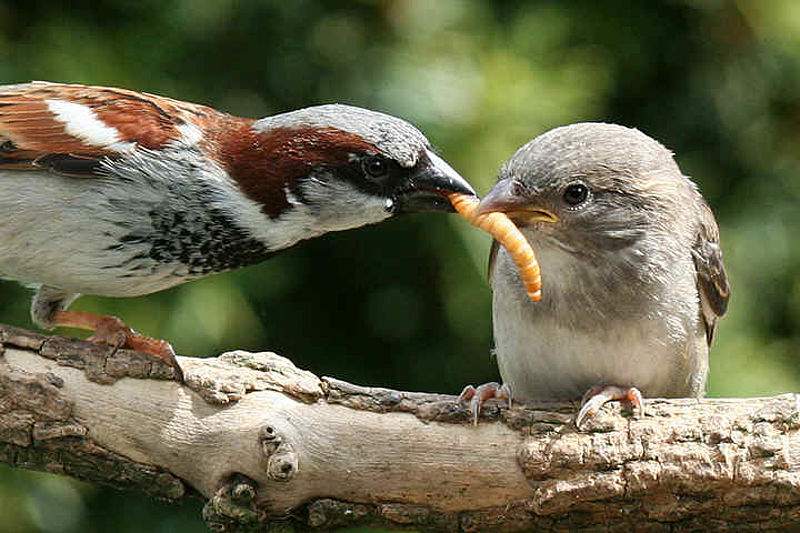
458;382;512;426
575;384;644;429
51;310;184;382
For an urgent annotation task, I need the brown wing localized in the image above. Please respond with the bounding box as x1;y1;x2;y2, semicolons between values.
691;202;731;345
0;81;219;175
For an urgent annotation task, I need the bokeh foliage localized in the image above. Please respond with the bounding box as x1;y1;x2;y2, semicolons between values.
0;0;798;531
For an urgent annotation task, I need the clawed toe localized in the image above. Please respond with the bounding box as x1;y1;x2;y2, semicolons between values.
121;334;183;382
575;385;644;429
458;382;512;426
86;316;134;349
54;310;184;382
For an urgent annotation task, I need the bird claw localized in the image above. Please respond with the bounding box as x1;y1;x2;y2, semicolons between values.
458;382;512;426
86;316;184;382
575;385;644;429
86;316;134;348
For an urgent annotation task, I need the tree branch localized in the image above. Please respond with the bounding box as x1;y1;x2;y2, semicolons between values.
1;323;799;531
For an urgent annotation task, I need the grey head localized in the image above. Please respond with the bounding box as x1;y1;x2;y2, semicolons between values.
479;122;704;257
251;104;474;225
254;104;430;169
480;122;733;336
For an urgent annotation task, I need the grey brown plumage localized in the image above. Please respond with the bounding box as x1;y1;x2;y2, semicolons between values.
0;81;475;377
484;122;729;408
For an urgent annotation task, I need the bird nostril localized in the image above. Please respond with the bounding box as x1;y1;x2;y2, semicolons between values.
0;140;16;153
510;181;526;197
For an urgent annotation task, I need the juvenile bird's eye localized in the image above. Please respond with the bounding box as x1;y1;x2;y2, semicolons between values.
363;156;388;179
563;183;589;206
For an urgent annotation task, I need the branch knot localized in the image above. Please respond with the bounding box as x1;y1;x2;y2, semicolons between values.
260;424;298;481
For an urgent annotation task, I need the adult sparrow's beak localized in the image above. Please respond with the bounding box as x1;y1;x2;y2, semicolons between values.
394;150;476;213
477;179;559;225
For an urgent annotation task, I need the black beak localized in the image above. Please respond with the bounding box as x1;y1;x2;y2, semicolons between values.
394;150;476;214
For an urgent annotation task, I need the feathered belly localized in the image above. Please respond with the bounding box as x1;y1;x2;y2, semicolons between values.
493;311;693;399
0;171;271;296
490;244;702;400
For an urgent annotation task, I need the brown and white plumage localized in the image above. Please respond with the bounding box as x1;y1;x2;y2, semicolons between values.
0;81;474;375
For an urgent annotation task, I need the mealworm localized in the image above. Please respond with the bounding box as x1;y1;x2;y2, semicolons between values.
448;192;542;302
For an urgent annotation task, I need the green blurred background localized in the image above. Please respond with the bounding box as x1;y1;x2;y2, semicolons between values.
0;0;799;531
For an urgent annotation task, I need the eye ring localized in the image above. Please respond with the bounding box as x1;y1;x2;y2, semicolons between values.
362;155;389;179
562;182;590;207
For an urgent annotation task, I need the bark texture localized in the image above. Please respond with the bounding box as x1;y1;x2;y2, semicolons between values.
0;323;798;531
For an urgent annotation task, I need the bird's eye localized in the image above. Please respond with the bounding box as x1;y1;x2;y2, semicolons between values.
363;156;388;179
563;183;590;206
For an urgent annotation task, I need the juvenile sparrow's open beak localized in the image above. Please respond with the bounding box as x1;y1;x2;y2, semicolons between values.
394;150;476;213
477;179;559;224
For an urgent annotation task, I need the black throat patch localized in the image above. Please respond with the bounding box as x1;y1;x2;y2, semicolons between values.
104;180;276;278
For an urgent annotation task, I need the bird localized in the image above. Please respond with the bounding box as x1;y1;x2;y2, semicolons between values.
460;122;729;428
0;81;475;380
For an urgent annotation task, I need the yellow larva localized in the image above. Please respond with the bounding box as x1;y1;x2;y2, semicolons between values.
449;193;542;302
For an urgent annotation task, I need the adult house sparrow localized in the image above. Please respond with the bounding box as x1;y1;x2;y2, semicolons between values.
461;123;729;427
0;82;474;379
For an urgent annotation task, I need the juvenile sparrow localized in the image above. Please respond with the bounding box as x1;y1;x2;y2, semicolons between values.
0;82;474;378
461;123;729;427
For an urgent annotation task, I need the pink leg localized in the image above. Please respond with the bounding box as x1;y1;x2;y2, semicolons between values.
458;382;512;426
53;310;184;382
575;385;644;429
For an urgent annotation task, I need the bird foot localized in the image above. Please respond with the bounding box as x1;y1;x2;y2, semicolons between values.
53;310;184;382
458;382;512;426
576;384;644;429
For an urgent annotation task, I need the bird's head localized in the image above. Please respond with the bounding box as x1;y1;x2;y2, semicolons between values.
220;104;474;240
478;122;694;256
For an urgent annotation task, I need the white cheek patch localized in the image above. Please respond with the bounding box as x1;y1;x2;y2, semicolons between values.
212;175;391;252
45;99;135;153
299;178;392;232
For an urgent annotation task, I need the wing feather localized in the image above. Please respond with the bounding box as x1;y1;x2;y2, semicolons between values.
692;202;731;345
0;81;220;176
